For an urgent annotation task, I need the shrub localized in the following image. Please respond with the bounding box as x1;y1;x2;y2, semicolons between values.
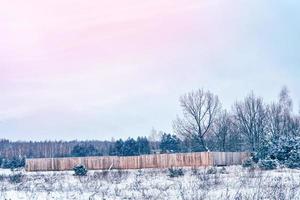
191;167;199;176
2;157;25;169
73;164;88;176
251;152;260;163
273;137;296;163
9;173;24;184
258;158;278;170
206;167;217;174
242;158;255;168
196;171;210;182
255;136;300;169
0;175;5;181
285;149;300;169
219;167;228;174
168;167;184;178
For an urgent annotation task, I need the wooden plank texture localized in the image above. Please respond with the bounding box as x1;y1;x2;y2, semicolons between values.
25;152;249;171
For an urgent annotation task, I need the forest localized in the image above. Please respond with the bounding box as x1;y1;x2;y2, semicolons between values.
0;87;299;169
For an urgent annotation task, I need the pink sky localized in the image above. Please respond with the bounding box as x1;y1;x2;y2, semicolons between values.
0;0;299;140
1;0;203;71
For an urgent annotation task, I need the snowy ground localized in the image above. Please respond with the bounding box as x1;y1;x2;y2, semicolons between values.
0;166;300;200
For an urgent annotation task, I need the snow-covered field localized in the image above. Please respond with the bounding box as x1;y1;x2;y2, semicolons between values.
0;166;300;200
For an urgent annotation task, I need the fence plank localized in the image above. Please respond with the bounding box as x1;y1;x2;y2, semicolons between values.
25;152;249;171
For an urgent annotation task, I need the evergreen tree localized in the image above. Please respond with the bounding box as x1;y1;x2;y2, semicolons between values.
256;136;300;169
160;133;181;153
73;164;88;176
71;144;101;157
189;137;206;152
114;139;124;156
136;137;150;155
2;157;25;169
123;138;138;156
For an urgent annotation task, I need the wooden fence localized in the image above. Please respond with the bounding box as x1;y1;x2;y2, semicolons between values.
25;152;249;172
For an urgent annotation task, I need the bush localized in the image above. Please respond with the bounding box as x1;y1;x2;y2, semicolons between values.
9;173;24;184
258;158;278;170
242;158;255;168
0;175;5;181
251;152;260;163
191;167;199;176
73;164;88;176
219;167;228;174
2;157;25;169
255;137;300;169
168;167;184;178
285;149;300;169
206;167;218;174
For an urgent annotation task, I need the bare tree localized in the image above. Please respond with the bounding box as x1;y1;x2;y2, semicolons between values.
213;111;232;151
279;86;293;113
266;87;300;140
148;128;163;151
0;140;114;159
233;92;267;151
173;89;221;151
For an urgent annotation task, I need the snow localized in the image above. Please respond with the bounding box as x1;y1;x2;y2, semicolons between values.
0;166;300;199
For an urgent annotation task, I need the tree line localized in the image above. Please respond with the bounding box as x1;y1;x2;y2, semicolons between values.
173;86;299;153
0;140;112;159
0;86;299;168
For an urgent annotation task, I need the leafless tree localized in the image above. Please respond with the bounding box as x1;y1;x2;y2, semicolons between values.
266;87;300;140
279;86;293;114
233;92;267;151
148;128;163;150
213;111;232;151
0;140;114;159
173;89;221;151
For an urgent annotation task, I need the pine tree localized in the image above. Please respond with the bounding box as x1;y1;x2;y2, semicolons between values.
136;137;150;155
71;144;100;157
123;138;138;156
160;133;181;153
114;139;124;156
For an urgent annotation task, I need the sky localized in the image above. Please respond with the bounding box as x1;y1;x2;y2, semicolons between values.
0;0;300;141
